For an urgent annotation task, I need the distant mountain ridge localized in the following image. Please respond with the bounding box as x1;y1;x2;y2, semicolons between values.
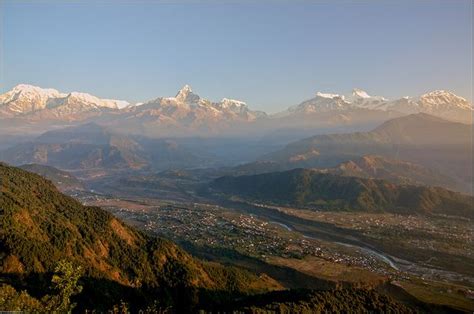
0;123;205;171
113;85;267;137
232;155;462;193
319;155;459;190
0;84;471;137
279;88;472;124
0;84;128;120
243;113;473;194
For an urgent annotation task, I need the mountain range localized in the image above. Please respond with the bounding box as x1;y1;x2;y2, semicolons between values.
248;113;473;194
283;88;472;123
0;123;205;172
1;113;471;193
0;84;471;137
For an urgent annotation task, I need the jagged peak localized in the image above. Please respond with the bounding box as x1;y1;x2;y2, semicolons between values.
175;84;193;97
173;84;201;104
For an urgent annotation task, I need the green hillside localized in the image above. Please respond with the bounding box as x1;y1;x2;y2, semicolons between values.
211;168;474;217
0;162;280;311
19;164;85;191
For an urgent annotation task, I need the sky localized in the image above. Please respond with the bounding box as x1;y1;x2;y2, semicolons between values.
0;0;472;112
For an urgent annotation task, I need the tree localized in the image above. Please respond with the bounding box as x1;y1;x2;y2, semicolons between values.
47;260;83;313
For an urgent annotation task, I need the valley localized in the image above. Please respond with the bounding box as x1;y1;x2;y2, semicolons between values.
73;182;474;311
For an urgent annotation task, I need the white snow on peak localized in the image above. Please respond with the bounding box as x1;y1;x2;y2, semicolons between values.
221;98;247;107
171;84;201;105
348;88;387;102
175;84;192;97
420;90;466;101
9;84;66;99
103;99;130;109
352;88;371;99
316;92;344;99
422;90;450;97
65;92;117;109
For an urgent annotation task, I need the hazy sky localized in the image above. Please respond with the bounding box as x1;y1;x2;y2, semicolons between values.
1;1;472;112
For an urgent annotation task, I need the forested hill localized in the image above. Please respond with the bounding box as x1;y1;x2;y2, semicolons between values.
0;162;281;311
211;168;474;217
19;163;85;191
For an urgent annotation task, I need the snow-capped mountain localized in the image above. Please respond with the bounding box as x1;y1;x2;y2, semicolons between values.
281;88;472;124
0;83;471;138
286;92;351;114
103;85;266;136
0;84;66;115
378;90;472;123
345;88;387;110
125;85;265;122
0;84;129;119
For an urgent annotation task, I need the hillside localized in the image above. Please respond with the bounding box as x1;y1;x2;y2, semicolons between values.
255;113;473;193
19;164;85;191
318;155;462;192
0;163;282;311
211;168;474;217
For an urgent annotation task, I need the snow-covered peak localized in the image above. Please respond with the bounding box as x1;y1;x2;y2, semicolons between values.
175;84;192;98
316;92;344;100
173;84;200;104
220;98;247;108
417;90;472;110
0;84;67;113
65;92;118;109
419;90;468;103
287;91;351;114
349;88;387;101
0;84;133;117
345;88;388;110
103;99;130;109
421;90;456;98
10;84;65;97
352;88;371;99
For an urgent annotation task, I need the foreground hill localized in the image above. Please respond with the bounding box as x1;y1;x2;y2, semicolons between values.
211;168;474;217
0;163;282;311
